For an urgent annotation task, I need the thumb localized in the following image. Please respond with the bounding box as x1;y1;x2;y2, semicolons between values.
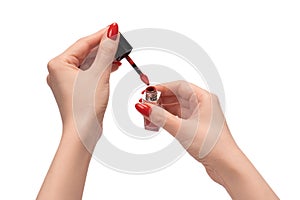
88;23;119;76
135;103;182;137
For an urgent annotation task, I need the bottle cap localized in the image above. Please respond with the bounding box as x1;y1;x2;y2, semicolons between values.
115;33;133;61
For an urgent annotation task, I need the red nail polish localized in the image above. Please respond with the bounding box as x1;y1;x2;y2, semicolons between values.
107;22;118;40
135;103;151;117
138;98;143;103
112;60;122;67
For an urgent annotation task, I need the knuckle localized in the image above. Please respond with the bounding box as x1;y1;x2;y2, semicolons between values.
178;80;193;94
178;80;192;91
210;93;220;104
46;75;51;87
47;58;58;73
178;80;189;86
77;37;91;50
76;37;86;44
211;93;219;100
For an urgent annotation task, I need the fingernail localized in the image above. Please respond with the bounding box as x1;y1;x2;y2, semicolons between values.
138;98;143;103
107;22;118;40
113;60;122;67
135;103;151;117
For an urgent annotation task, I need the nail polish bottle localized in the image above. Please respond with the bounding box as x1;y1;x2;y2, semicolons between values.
142;86;161;132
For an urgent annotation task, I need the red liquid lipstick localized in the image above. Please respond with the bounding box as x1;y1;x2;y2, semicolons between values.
125;55;149;85
141;86;161;132
111;23;159;131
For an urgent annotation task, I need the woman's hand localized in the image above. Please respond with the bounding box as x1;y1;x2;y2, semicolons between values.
47;23;120;151
136;80;227;161
135;80;279;200
38;23;121;200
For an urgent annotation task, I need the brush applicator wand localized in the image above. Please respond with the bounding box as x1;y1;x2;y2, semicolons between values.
115;33;150;85
124;55;149;85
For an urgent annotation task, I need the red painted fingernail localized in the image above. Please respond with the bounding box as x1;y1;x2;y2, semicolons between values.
135;103;151;117
113;60;122;67
107;22;118;40
138;98;143;103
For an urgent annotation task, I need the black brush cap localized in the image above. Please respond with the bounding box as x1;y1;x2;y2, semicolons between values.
115;33;133;61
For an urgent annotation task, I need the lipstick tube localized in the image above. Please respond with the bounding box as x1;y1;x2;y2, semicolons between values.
142;86;161;132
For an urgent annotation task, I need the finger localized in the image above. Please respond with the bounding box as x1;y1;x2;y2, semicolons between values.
61;28;107;66
88;23;120;76
162;103;195;119
111;61;122;72
160;103;181;116
79;47;98;70
156;80;208;101
160;96;191;109
149;104;183;137
158;82;199;110
155;82;178;97
80;49;121;72
159;95;178;104
135;103;182;137
188;82;210;101
155;81;194;101
156;81;207;113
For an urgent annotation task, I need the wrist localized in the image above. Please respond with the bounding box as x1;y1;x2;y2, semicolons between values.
199;122;239;167
37;121;93;199
200;128;279;199
200;127;242;185
62;118;102;154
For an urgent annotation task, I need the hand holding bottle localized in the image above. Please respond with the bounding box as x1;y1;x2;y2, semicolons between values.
135;80;278;199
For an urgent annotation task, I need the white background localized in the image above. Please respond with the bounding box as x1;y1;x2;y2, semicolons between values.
0;0;299;199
